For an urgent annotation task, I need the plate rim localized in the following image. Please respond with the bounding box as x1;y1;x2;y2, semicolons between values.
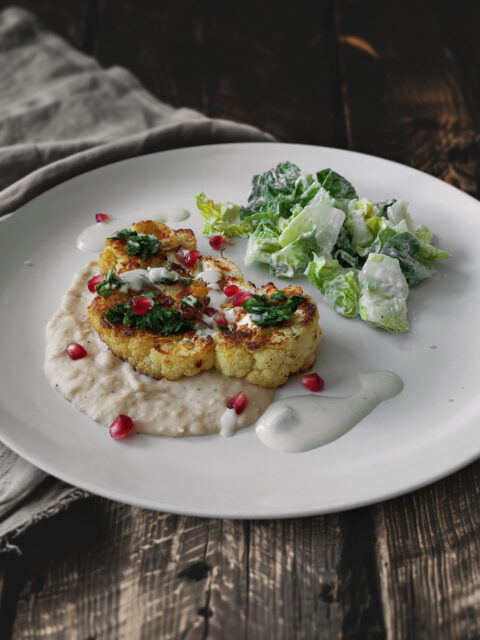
1;140;479;518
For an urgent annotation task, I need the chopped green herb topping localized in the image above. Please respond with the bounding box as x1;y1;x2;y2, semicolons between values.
181;295;200;309
104;299;193;335
217;324;231;331
242;294;305;327
180;277;193;286
270;290;287;301
112;228;160;261
95;270;124;297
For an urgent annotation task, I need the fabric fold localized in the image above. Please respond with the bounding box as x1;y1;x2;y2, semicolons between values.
0;5;273;548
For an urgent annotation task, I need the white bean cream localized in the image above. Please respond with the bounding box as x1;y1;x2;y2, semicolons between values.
45;262;275;437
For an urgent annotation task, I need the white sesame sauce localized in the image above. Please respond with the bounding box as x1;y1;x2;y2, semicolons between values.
147;266;179;283
195;268;222;284
255;371;403;453
76;209;190;253
117;269;151;292
207;288;228;311
220;408;238;437
44;262;275;437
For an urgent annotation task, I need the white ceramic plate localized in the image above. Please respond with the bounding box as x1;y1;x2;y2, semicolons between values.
0;143;479;518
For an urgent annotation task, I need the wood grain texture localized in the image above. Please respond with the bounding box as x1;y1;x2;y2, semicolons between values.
9;499;385;639
92;0;338;144
334;0;480;198
373;465;480;640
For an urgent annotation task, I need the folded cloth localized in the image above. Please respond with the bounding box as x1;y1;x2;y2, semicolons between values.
0;6;273;549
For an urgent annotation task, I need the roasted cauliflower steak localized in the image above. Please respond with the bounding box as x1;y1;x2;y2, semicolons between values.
88;221;322;387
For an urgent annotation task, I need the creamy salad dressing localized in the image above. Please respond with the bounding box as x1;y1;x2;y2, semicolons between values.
45;262;275;437
255;371;403;453
76;208;190;253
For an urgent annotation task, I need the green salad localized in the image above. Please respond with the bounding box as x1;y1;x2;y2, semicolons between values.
196;162;450;333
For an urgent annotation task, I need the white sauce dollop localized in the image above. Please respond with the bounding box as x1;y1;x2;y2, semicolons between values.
76;209;190;253
207;288;228;311
255;371;403;453
118;269;151;292
220;408;238;437
147;266;179;283
195;269;222;284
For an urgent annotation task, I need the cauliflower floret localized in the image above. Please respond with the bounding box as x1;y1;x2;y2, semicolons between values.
98;220;196;274
214;284;322;388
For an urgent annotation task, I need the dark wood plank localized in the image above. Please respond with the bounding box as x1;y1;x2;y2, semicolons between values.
8;497;387;639
92;0;338;145
374;464;480;640
335;1;480;637
335;0;480;197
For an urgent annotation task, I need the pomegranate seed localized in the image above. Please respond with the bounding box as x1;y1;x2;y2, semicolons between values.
301;373;325;392
129;297;154;315
233;291;252;306
184;250;201;268
109;414;135;439
95;213;111;223
214;314;227;325
175;249;186;264
66;343;87;360
204;307;217;317
227;391;248;415
209;235;224;250
224;284;240;297
87;274;105;292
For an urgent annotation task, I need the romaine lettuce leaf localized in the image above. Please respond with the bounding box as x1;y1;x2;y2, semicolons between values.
315;169;357;200
332;226;362;268
305;255;359;317
269;231;318;278
278;196;345;254
365;223;448;287
240;161;301;223
196;193;251;237
375;199;397;217
345;199;378;250
385;199;415;231
244;223;281;266
358;254;409;333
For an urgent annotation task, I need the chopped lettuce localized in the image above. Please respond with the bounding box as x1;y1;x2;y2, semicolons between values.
358;254;409;333
196;163;450;333
278;196;345;253
345;199;378;250
245;223;280;266
196;193;251;237
240;161;300;225
315;168;357;200
305;255;359;318
269;231;318;278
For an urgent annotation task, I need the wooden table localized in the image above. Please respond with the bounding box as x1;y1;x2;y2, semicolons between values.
1;1;480;638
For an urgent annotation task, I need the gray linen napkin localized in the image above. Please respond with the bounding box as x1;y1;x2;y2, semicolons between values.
0;6;273;549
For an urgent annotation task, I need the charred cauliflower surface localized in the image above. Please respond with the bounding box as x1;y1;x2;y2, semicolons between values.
215;284;322;388
98;220;196;274
89;221;322;388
